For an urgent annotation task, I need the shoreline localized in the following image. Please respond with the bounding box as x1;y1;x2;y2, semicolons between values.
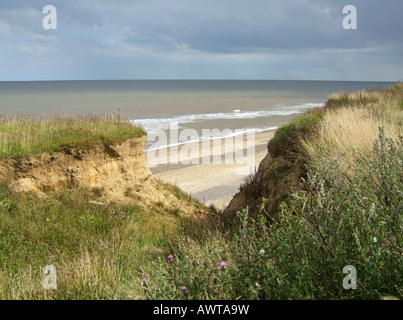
146;129;276;210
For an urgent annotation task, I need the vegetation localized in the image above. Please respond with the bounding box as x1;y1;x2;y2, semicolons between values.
267;109;324;158
0;84;402;299
141;83;403;300
0;180;209;299
141;129;402;300
0;114;144;159
301;83;403;175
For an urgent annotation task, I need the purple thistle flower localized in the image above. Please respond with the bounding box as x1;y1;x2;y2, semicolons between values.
142;279;147;283
181;286;186;291
167;255;173;260
220;262;228;268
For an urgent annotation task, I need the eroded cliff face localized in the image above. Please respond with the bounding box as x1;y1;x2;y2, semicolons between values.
0;135;303;217
223;151;302;217
0;136;199;213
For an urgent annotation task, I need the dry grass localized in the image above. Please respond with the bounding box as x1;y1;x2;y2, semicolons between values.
0;113;212;300
301;84;403;174
1;84;401;300
0;183;189;300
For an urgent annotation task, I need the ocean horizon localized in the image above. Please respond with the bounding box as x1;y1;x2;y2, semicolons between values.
0;80;396;149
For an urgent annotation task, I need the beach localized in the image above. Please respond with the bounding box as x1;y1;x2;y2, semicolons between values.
146;129;276;210
2;80;393;209
2;80;391;211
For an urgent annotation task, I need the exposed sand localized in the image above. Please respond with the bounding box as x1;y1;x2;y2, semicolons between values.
146;130;275;210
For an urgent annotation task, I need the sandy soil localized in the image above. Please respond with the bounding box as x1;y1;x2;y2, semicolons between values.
146;130;276;210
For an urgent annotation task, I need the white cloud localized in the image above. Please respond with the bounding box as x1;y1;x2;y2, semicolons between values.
122;27;135;37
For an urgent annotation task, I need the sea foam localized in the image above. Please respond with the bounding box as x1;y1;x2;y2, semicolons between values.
130;102;324;132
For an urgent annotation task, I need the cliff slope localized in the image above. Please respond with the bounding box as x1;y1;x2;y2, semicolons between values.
0;136;203;215
223;150;302;217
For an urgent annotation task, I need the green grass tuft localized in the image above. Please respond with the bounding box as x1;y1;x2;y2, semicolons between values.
0;114;145;160
267;109;324;158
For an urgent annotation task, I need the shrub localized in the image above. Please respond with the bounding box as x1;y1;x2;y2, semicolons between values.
143;128;402;300
231;128;402;299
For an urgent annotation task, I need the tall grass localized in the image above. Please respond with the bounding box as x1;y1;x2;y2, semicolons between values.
1;85;401;300
267;109;324;158
140;84;402;300
0;183;188;299
0;112;215;299
141;128;402;300
301;83;403;175
0;114;145;159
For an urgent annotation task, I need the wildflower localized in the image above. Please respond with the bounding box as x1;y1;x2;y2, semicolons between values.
181;286;186;291
142;279;147;283
373;237;378;243
167;255;173;260
220;262;228;268
259;250;265;256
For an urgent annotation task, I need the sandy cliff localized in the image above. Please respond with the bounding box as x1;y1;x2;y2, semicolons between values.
0;133;302;217
223;150;302;217
0;136;200;213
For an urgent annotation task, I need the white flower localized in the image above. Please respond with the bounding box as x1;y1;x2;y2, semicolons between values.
259;250;265;256
373;237;378;243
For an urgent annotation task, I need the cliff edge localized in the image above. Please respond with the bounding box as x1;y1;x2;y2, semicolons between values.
0;136;202;214
223;150;302;217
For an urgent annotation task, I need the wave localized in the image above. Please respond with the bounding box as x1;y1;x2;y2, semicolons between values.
144;126;278;151
130;102;324;132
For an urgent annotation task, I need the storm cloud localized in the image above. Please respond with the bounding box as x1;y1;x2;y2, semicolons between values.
0;0;402;80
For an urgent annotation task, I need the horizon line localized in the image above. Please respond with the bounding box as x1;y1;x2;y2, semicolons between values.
0;79;399;83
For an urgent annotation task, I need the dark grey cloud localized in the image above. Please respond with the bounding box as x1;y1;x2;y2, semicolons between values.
0;0;402;80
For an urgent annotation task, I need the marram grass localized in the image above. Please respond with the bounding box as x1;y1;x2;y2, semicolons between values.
300;83;403;175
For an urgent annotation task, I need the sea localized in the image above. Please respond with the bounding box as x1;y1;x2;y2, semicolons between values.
0;80;396;150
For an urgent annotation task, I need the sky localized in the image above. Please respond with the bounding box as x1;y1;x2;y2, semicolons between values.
0;0;402;81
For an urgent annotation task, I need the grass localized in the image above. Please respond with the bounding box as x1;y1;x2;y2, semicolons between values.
267;108;324;158
0;110;215;299
0;113;177;299
268;83;403;162
140;84;403;300
0;84;402;300
301;83;403;175
140;128;402;301
0;183;191;299
0;114;145;159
